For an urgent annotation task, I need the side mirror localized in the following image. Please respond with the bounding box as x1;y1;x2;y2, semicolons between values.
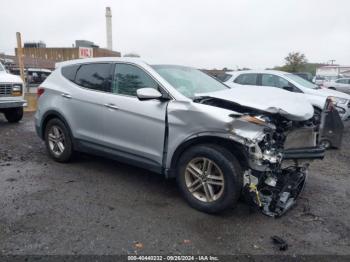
282;86;294;92
137;88;163;100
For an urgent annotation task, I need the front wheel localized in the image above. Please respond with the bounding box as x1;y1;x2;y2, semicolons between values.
176;144;243;213
4;107;23;123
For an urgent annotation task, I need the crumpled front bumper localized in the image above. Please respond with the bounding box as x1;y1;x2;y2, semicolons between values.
244;143;325;217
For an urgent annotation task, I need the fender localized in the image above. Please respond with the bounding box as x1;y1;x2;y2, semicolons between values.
165;131;248;178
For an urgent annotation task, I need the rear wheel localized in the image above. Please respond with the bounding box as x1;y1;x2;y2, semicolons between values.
176;144;242;213
4;107;23;123
44;118;73;162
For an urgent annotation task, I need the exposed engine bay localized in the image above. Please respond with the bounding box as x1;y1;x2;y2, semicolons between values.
195;96;327;217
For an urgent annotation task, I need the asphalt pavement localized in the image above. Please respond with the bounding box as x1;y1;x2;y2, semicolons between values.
0;113;350;255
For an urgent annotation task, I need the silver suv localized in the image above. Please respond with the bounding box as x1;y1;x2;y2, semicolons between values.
35;58;325;216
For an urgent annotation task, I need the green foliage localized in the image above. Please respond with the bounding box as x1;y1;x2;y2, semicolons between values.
272;52;327;76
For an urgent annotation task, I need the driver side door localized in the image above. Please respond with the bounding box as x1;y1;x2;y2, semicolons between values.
102;63;169;172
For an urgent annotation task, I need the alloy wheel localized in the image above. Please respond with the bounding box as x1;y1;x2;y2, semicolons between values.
48;125;66;156
184;157;225;202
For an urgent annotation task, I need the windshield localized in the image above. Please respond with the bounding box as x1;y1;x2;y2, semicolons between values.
0;63;5;72
285;74;318;89
152;65;229;98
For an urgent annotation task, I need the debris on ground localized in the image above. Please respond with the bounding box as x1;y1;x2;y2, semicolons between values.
271;236;288;251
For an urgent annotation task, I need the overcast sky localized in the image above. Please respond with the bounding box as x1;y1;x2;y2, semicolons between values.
0;0;349;69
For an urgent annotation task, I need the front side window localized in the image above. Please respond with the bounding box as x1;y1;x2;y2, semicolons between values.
284;74;318;89
234;74;258;85
113;64;158;96
261;74;290;89
75;63;113;92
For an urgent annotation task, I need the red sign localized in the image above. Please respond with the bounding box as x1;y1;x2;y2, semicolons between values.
79;47;93;58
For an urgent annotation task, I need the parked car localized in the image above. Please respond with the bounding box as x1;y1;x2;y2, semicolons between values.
0;62;26;122
323;78;350;94
294;72;313;83
35;58;325;217
312;75;327;86
222;70;350;121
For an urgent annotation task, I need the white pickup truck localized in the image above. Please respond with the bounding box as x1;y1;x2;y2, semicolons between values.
0;62;26;122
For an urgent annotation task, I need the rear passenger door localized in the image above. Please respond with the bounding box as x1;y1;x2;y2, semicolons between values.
335;79;350;93
102;63;168;171
61;63;114;145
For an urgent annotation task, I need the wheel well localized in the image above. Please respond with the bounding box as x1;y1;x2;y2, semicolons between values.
169;136;248;177
40;112;72;140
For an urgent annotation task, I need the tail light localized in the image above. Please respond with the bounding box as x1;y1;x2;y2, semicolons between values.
37;87;45;98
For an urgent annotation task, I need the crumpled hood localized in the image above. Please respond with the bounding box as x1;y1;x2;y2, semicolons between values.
196;86;314;121
0;72;23;83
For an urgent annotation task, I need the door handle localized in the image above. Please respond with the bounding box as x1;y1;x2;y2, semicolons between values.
104;103;119;110
61;93;72;99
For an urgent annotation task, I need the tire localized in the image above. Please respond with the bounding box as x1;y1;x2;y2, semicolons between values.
329;87;336;90
4;107;23;123
320;139;332;149
176;144;243;213
44;118;73;162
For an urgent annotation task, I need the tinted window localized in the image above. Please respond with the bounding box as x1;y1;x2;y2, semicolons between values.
113;64;158;96
216;73;232;82
61;64;80;82
75;63;113;92
234;74;258;85
336;79;347;84
261;74;289;88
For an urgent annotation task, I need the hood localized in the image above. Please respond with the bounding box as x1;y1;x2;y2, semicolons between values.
305;86;350;99
196;85;314;121
0;71;23;83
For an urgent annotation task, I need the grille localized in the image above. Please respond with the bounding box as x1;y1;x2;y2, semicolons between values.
0;84;13;97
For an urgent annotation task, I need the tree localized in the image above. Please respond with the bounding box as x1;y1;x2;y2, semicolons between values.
283;52;308;72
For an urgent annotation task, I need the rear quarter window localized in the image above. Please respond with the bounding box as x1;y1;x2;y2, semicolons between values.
75;63;113;92
61;64;80;82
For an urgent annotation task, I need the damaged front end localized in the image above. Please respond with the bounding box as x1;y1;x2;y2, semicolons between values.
240;114;325;217
197;96;326;217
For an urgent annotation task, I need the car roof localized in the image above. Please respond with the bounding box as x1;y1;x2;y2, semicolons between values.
226;69;289;76
55;57;146;68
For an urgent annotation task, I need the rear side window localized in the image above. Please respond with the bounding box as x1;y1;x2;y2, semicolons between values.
75;63;113;92
234;73;258;85
113;63;158;96
61;65;80;82
216;73;232;82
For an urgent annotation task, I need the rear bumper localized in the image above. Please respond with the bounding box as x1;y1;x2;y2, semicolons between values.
0;100;27;109
283;147;325;160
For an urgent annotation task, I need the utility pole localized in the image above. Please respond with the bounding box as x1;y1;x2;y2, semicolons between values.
16;32;26;91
